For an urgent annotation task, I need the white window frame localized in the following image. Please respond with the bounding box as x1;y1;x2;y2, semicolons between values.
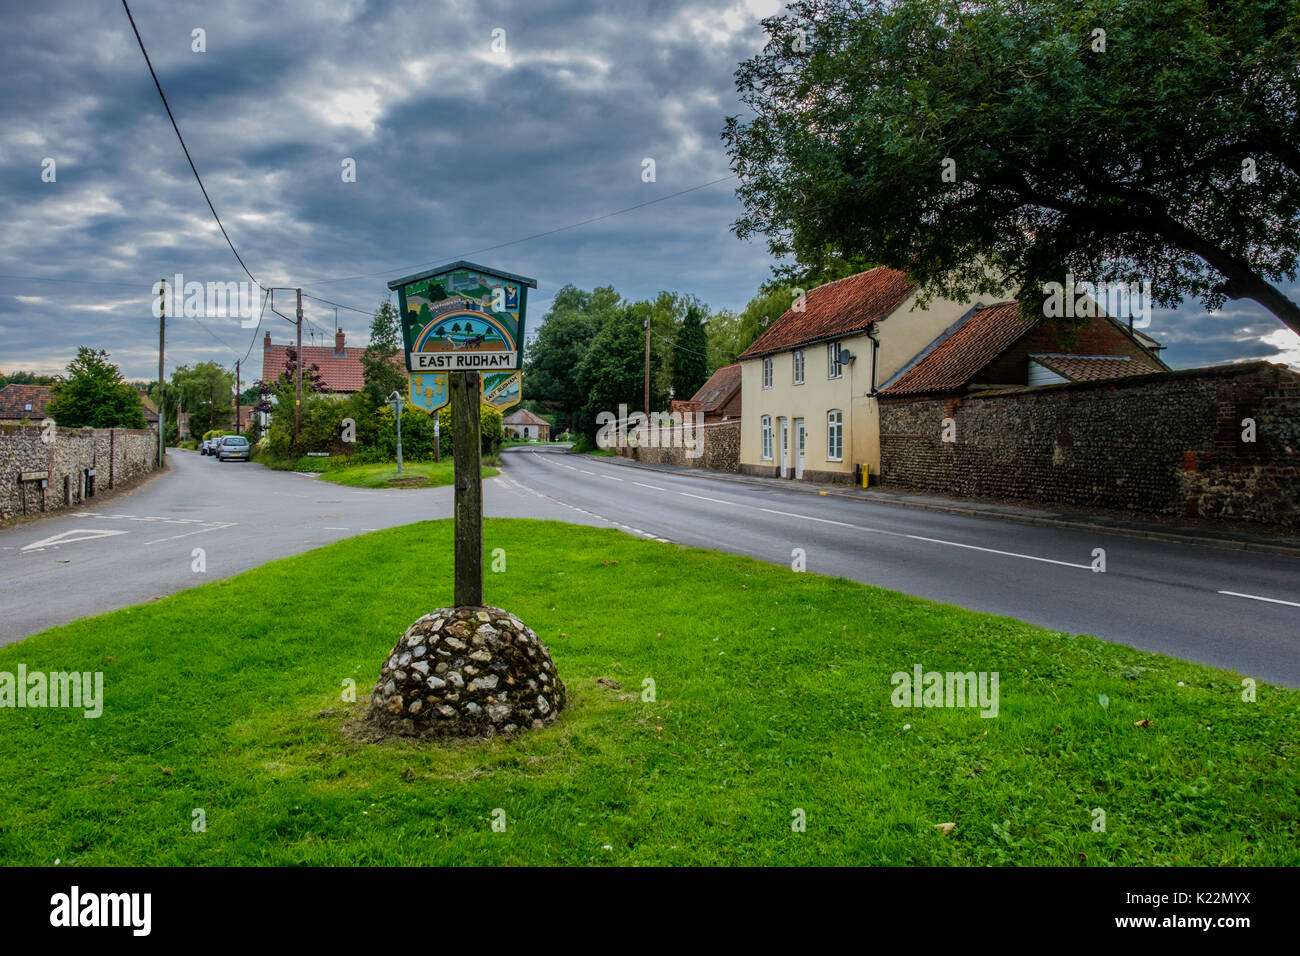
761;415;773;460
828;341;842;379
827;409;843;461
762;356;773;389
793;349;804;385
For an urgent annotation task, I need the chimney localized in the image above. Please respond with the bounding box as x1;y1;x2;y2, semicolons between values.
263;331;272;348
335;328;345;355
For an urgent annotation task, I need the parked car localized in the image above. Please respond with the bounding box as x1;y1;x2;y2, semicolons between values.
215;435;251;462
200;438;215;455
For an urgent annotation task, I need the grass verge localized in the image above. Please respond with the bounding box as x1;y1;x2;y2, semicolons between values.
0;519;1295;865
316;461;498;488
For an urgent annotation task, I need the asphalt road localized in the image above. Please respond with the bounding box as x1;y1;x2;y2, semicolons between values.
0;449;600;648
2;446;1297;686
505;447;1300;687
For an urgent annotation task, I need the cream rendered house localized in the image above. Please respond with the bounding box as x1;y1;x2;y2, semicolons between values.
738;267;992;484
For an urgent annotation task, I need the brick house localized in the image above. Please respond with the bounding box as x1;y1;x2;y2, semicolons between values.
879;300;1169;398
0;384;52;423
262;328;367;394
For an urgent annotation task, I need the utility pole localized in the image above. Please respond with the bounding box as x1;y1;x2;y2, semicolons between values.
235;360;241;436
451;371;482;607
295;287;303;440
643;315;651;415
158;276;166;468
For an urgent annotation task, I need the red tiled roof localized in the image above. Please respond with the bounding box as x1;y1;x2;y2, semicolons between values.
262;341;401;393
263;343;364;392
504;408;549;426
1031;354;1163;382
738;268;917;359
881;301;1034;396
689;363;741;414
0;384;52;419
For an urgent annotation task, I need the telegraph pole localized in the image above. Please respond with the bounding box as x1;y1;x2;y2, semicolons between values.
643;315;650;415
295;287;304;440
235;360;241;436
157;276;166;468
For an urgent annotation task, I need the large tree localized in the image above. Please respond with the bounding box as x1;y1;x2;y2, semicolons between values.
672;303;710;399
724;0;1300;333
361;298;406;410
526;284;620;431
46;347;146;429
575;306;666;438
172;362;236;434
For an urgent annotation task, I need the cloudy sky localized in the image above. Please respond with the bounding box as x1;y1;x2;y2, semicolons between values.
2;0;1297;383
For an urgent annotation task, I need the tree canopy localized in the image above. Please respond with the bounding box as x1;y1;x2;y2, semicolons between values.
724;0;1300;333
672;303;710;399
46;347;146;429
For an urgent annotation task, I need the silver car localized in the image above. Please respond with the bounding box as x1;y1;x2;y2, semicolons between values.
215;435;250;461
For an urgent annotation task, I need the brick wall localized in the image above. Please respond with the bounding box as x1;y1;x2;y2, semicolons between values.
616;420;741;472
879;362;1300;528
0;424;158;521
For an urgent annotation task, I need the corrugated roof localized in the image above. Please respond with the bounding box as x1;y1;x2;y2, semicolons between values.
689;362;741;414
738;267;916;359
0;384;53;419
881;301;1033;395
1032;354;1163;382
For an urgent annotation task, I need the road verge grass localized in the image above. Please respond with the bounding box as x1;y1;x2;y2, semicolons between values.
0;518;1295;865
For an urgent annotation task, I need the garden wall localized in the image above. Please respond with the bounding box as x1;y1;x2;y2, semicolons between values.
879;362;1300;528
0;424;158;521
616;420;741;473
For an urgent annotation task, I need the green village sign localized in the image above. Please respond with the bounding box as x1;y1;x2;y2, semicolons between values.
388;261;536;413
365;260;562;745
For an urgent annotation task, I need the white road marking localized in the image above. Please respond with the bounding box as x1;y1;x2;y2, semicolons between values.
324;527;350;530
1218;590;1300;608
680;492;736;505
142;522;237;545
562;464;578;471
757;507;1090;568
22;529;129;551
633;481;666;490
599;474;623;482
580;469;596;475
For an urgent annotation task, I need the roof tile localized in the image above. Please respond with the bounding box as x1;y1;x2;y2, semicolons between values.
738;268;916;359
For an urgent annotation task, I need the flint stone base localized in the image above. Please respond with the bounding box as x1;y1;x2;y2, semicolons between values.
365;605;565;740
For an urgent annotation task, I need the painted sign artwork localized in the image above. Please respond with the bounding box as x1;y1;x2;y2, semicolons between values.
408;371;449;413
482;371;522;412
397;267;523;373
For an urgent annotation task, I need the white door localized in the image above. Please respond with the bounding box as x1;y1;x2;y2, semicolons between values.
779;418;789;478
794;419;805;479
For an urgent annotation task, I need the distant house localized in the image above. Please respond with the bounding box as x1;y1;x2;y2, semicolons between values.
0;384;52;423
503;408;551;442
672;362;741;423
137;390;161;432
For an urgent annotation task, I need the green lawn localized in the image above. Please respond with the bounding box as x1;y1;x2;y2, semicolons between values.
316;461;498;489
0;519;1295;866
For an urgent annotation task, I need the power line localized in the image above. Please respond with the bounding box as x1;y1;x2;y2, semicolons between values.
120;0;259;288
240;290;270;365
300;291;375;316
302;174;737;287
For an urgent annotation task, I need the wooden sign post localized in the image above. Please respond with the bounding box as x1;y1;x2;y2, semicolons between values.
387;260;536;608
451;370;483;606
